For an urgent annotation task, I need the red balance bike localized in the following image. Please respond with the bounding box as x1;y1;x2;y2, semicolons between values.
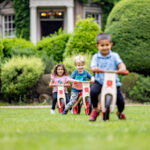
98;70;129;121
72;81;93;115
50;83;70;113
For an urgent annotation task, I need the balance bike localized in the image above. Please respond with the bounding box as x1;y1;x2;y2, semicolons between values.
50;83;70;113
99;70;129;121
72;81;93;115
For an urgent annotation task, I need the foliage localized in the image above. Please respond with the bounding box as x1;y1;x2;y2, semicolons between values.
36;51;56;74
128;76;150;102
12;0;30;40
1;56;45;102
2;38;35;58
36;32;70;62
11;47;36;57
121;72;140;96
63;53;93;75
79;0;120;29
64;18;101;57
105;0;150;75
0;37;3;58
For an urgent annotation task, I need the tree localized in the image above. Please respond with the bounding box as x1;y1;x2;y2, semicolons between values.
105;0;150;75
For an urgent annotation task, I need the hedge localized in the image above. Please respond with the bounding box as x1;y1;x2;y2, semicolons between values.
36;33;70;62
1;56;45;102
105;0;150;75
64;18;101;57
2;38;35;58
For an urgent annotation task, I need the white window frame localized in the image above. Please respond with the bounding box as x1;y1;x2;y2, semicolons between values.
83;7;102;28
3;14;15;38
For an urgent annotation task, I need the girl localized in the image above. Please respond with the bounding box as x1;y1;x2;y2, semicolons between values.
50;63;70;114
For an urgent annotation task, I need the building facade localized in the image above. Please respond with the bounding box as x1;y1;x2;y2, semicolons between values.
0;0;102;44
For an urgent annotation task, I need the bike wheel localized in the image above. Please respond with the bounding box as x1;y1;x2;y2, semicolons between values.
73;99;81;114
85;99;92;115
101;95;112;121
58;99;65;113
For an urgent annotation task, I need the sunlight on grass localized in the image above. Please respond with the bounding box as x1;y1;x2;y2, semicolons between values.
0;106;150;150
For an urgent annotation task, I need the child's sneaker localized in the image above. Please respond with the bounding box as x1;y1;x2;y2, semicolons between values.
62;109;68;115
116;111;126;120
89;110;99;121
50;109;56;114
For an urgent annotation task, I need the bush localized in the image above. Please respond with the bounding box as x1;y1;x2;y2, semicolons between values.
0;38;3;58
128;76;150;102
2;38;35;58
1;56;45;102
64;18;101;57
11;47;36;57
105;0;150;75
63;53;93;75
36;51;56;74
121;72;140;96
36;32;70;62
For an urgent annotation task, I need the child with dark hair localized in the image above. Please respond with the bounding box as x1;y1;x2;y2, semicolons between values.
89;33;127;121
50;63;70;114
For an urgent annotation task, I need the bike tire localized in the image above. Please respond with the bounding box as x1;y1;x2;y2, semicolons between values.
58;99;65;113
73;99;81;115
85;99;92;115
101;95;112;121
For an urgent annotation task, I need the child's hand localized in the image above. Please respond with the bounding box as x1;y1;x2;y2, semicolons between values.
90;76;95;83
117;69;129;75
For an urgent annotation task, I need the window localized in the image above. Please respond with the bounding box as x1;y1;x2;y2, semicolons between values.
85;12;101;26
3;15;15;38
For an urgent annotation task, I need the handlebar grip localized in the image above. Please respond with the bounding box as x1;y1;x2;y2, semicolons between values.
118;70;129;75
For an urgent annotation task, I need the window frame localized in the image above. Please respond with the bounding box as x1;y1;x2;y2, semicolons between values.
3;14;15;38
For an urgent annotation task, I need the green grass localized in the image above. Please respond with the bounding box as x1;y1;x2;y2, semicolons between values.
0;106;150;150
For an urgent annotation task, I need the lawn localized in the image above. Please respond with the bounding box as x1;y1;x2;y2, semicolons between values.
0;106;150;150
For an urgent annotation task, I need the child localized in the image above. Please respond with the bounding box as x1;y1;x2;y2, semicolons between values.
50;63;70;114
89;33;127;121
62;55;95;115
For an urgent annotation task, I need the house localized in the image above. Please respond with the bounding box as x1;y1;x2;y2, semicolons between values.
0;0;102;44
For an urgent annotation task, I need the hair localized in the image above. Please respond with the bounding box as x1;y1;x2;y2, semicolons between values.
96;33;112;44
52;63;68;76
74;55;85;66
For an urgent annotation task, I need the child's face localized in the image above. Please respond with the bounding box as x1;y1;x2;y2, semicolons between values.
57;66;64;77
97;40;113;56
76;62;84;73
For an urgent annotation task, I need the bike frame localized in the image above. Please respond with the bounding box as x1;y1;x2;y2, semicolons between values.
101;71;117;113
73;81;91;109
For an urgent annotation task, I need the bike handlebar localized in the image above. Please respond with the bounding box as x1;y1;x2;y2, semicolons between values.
99;70;129;75
73;81;94;84
49;83;71;87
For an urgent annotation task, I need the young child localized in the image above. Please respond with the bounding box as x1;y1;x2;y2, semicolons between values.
89;33;127;121
50;63;70;114
62;55;95;115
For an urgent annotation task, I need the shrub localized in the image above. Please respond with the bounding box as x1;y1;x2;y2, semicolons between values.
36;51;56;74
36;32;70;62
0;38;3;58
105;0;150;75
121;72;140;96
1;56;45;102
128;76;150;102
63;53;93;75
64;18;101;57
2;38;35;58
11;47;36;57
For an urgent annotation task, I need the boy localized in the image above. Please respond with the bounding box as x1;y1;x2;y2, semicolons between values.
62;55;95;115
89;33;127;121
